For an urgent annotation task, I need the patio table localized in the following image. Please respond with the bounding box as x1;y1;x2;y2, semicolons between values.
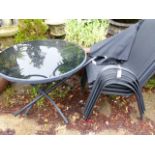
0;39;86;124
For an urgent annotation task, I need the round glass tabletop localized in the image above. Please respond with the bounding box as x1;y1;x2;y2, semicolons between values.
0;40;86;84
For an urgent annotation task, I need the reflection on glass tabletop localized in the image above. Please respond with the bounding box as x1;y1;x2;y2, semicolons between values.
0;40;86;83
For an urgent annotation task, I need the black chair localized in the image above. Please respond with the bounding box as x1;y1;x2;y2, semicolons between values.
83;19;155;120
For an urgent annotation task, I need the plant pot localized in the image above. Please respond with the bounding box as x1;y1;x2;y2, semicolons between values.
0;25;18;38
0;24;18;49
0;20;18;92
0;78;10;93
45;19;66;39
106;19;140;38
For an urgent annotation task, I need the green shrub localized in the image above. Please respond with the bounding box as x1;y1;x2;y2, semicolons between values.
15;19;48;43
65;19;109;47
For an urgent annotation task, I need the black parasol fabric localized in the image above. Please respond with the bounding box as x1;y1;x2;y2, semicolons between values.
89;20;144;61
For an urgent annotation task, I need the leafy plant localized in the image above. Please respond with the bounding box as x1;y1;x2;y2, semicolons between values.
49;84;71;99
27;85;45;107
145;77;155;89
26;82;71;108
15;19;48;43
65;19;109;47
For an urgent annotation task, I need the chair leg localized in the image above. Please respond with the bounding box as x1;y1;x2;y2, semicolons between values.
84;72;103;116
84;78;104;119
80;68;87;89
85;77;145;120
84;80;101;117
105;80;144;119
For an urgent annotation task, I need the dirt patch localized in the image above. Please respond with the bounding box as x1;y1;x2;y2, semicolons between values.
1;76;155;135
99;100;112;117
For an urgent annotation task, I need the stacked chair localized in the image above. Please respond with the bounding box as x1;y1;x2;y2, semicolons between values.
83;19;155;120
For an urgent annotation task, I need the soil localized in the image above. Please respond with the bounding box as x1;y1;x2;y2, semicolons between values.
0;75;155;135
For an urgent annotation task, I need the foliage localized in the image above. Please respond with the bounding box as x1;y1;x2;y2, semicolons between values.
28;85;45;107
65;19;109;47
49;83;71;99
145;77;155;89
15;19;48;43
27;82;71;108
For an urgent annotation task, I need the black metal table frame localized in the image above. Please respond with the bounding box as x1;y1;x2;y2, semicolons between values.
13;77;70;124
0;51;87;124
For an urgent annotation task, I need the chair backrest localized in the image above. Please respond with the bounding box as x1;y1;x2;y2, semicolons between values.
123;20;155;81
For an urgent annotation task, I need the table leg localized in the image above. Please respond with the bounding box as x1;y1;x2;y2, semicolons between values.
13;95;42;116
13;77;69;123
23;105;33;116
39;89;68;124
